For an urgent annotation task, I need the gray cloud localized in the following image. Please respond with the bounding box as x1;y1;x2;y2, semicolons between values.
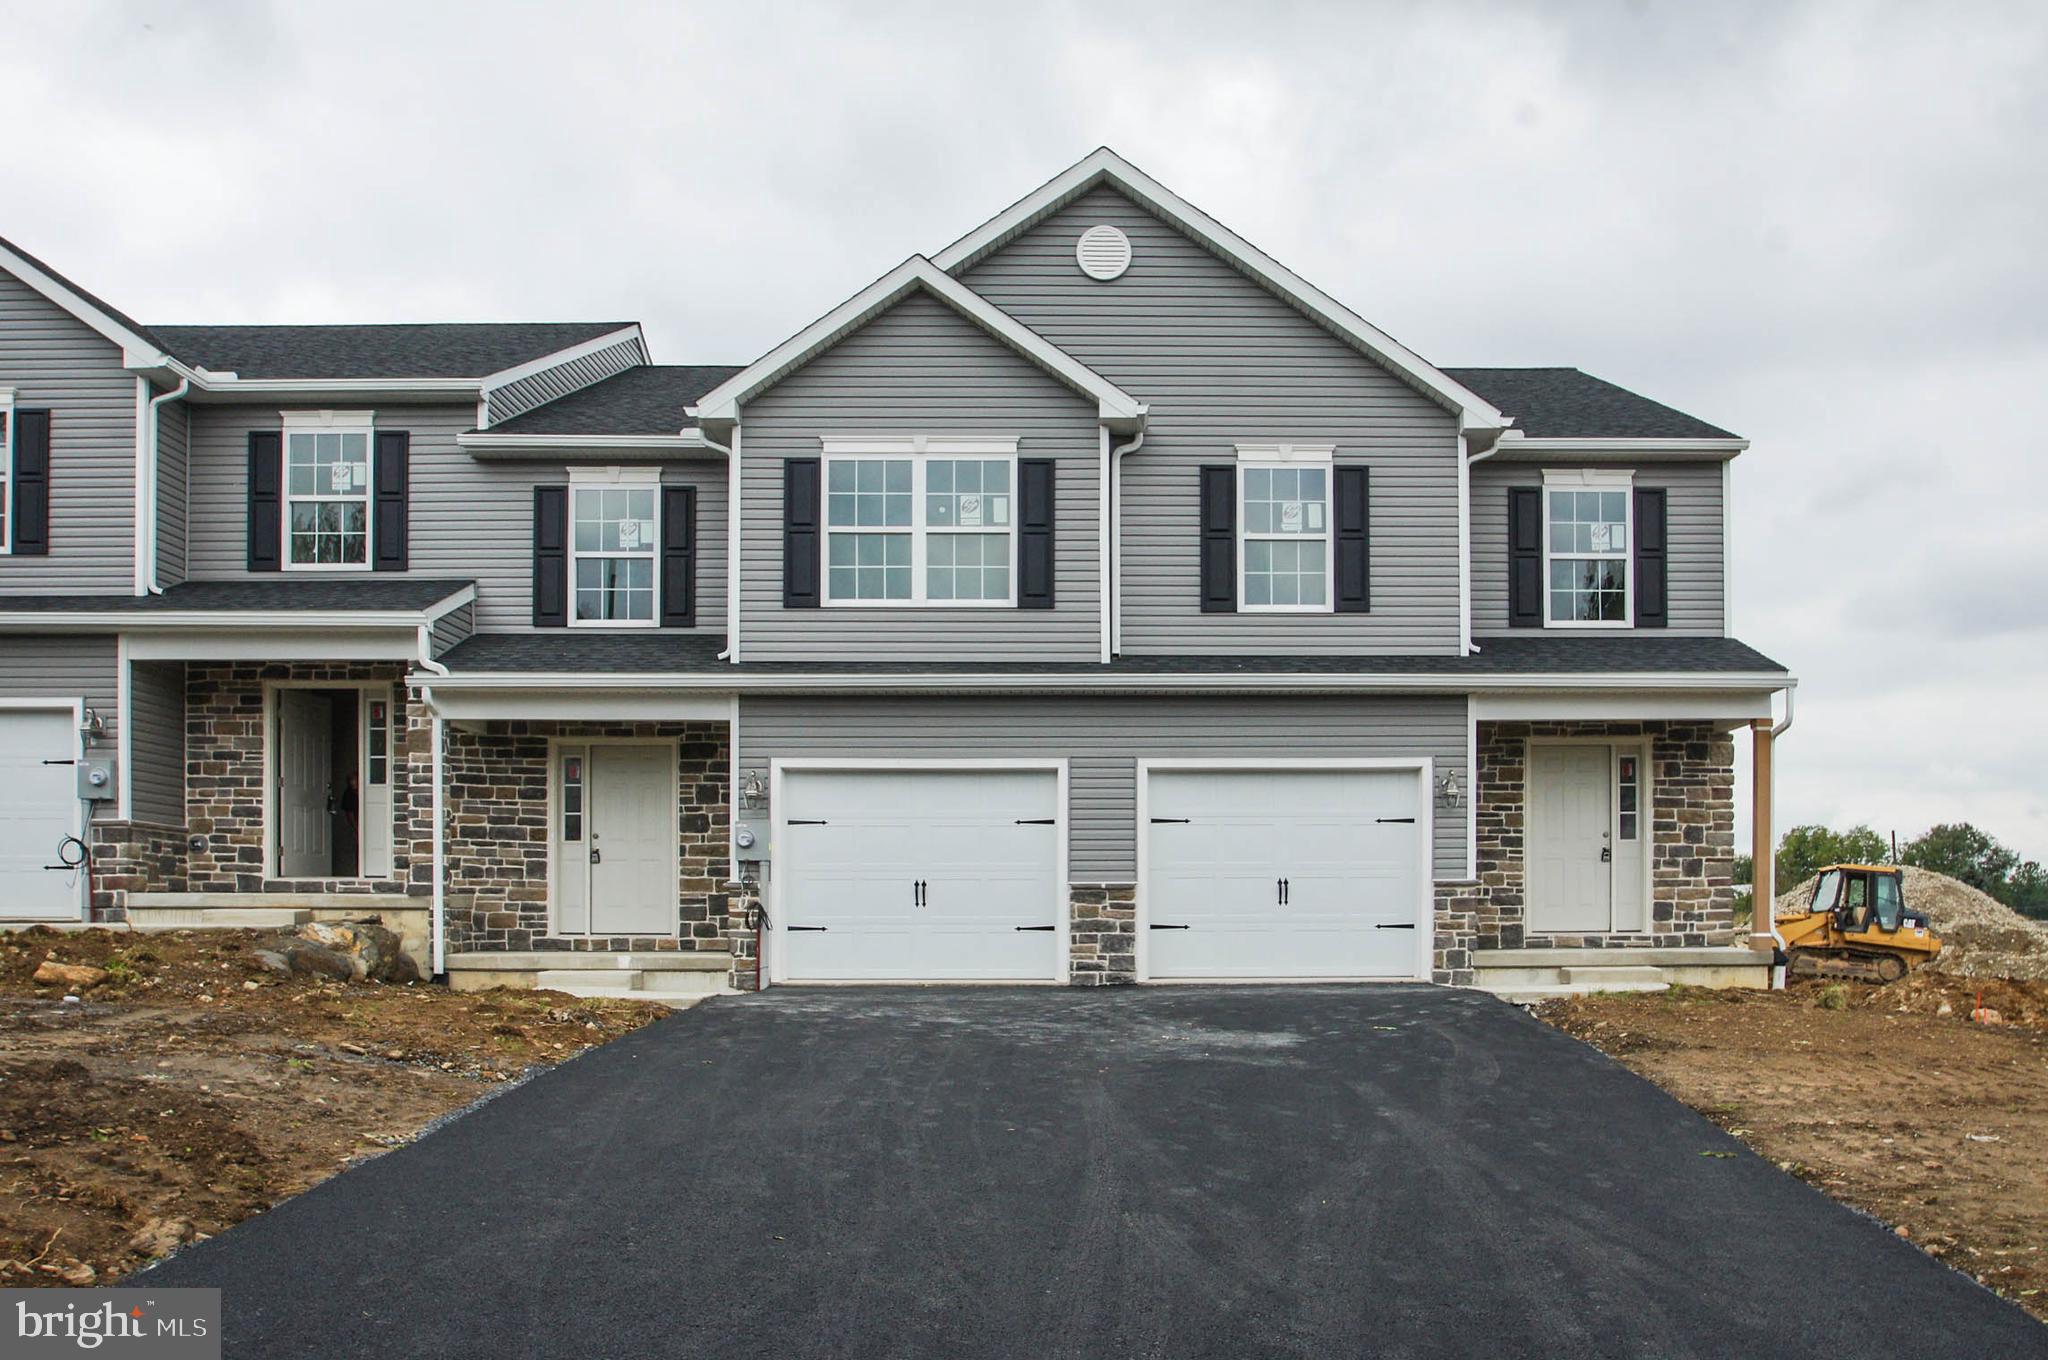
7;0;2045;853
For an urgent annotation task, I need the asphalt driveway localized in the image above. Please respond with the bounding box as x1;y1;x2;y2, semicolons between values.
141;986;2044;1358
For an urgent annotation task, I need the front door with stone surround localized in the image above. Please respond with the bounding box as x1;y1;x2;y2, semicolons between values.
555;741;678;937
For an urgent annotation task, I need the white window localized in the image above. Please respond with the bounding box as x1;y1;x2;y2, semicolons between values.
822;438;1016;607
569;467;660;626
1236;444;1333;612
1543;469;1633;627
282;411;374;570
0;386;14;554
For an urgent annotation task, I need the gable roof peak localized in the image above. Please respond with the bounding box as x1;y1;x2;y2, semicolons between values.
932;148;1507;431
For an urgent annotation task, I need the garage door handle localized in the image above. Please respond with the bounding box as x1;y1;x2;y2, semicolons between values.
1376;923;1416;930
1014;925;1056;932
1150;817;1190;824
787;925;828;932
1149;923;1191;930
1014;818;1055;825
1376;817;1415;824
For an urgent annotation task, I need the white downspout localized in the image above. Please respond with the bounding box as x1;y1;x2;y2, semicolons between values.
419;684;448;977
1762;687;1794;989
142;377;190;595
1461;427;1508;654
1108;429;1144;655
696;425;739;662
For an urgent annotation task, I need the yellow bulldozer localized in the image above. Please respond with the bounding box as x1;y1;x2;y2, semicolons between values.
1777;864;1942;983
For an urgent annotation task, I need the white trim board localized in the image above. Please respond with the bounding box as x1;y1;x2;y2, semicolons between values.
688;256;1145;427
1132;757;1435;984
928;148;1506;431
764;758;1071;987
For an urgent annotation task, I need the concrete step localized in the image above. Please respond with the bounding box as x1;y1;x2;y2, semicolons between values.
1490;979;1670;1004
530;967;727;1009
128;907;312;929
1558;965;1669;987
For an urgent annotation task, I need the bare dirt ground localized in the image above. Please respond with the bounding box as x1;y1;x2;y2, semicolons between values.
0;926;669;1288
1540;973;2048;1322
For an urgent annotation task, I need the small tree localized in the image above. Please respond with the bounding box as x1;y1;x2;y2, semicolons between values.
1902;823;2020;899
1774;824;1889;894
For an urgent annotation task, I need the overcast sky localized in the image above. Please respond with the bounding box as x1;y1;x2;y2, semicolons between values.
7;0;2044;861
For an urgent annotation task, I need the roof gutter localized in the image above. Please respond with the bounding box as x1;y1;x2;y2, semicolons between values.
415;668;1797;695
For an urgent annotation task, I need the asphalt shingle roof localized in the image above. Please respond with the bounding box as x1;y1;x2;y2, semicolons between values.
1444;368;1739;441
436;633;1785;677
485;364;745;436
146;323;632;380
0;579;473;613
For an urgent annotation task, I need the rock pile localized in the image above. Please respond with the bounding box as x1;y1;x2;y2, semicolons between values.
252;920;421;984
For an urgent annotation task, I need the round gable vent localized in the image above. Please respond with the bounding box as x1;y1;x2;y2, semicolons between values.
1075;224;1132;280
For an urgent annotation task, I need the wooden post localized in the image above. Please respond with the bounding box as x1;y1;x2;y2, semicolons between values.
1750;719;1775;951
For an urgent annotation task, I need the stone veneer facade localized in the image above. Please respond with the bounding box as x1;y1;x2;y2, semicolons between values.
1431;720;1738;985
1069;884;1137;985
183;661;422;896
443;720;742;965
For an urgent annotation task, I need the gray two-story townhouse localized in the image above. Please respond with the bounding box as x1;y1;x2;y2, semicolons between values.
0;149;1791;1002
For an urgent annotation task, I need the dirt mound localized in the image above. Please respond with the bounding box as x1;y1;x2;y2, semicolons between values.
1775;866;2048;981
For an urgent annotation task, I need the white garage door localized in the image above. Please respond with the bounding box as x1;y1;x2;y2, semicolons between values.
1144;767;1427;980
777;767;1062;981
0;709;84;921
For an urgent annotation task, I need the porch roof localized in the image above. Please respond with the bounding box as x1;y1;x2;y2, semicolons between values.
430;633;1788;683
0;579;476;617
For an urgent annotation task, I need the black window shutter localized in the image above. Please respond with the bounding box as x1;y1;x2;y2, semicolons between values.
1507;486;1542;627
11;409;49;556
1199;465;1236;613
661;484;697;628
1634;486;1669;628
532;485;568;627
372;431;409;572
783;458;821;608
1017;458;1055;609
1334;465;1370;613
246;430;283;572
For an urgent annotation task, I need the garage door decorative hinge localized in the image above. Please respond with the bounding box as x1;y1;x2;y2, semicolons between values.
1013;818;1056;825
786;819;829;826
1014;925;1056;932
1149;923;1191;930
1375;923;1416;930
1376;817;1415;824
1149;817;1191;824
787;925;828;932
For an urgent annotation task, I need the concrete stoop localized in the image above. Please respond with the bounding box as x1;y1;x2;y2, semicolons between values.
1473;946;1771;1005
446;951;734;1009
124;894;432;976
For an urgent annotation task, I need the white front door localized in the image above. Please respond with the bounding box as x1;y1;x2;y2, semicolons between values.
586;744;675;936
0;709;83;920
1528;745;1613;933
277;691;332;878
1144;768;1427;980
778;768;1062;982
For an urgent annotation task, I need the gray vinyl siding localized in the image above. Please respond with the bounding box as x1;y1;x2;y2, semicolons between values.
0;634;118;824
155;398;188;587
1470;461;1725;636
186;404;728;632
738;693;1468;879
428;602;474;656
962;186;1462;655
129;659;184;826
738;291;1102;661
0;269;137;594
485;334;645;426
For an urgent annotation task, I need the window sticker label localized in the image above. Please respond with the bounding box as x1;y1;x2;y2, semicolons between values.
616;518;643;549
958;493;982;528
1280;500;1304;532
